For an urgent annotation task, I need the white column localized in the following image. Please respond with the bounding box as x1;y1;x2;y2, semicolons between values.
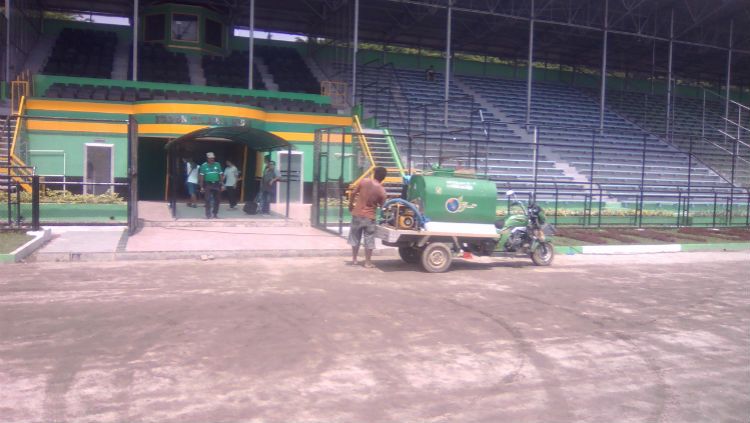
724;19;733;131
351;0;359;105
132;0;139;81
4;0;10;83
248;0;255;90
665;9;674;140
525;0;535;126
598;0;609;131
443;2;452;127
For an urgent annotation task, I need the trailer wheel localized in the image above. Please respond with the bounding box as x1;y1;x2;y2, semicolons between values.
531;242;554;266
398;246;421;264
421;243;453;273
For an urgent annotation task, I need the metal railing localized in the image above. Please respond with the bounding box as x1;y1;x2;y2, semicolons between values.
3;113;139;232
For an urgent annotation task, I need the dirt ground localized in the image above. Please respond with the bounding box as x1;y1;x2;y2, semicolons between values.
1;251;749;422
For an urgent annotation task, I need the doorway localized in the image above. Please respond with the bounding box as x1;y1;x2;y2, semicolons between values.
277;151;303;203
84;143;113;194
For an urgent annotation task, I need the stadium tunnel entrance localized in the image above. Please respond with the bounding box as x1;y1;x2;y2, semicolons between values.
138;137;248;202
163;126;293;218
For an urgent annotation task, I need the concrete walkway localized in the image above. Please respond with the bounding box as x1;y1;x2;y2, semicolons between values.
30;201;371;262
27;201;749;263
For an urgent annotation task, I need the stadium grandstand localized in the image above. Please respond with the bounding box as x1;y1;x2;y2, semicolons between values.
1;0;749;229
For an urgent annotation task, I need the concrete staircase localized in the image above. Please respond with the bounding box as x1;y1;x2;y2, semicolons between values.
254;57;278;91
454;77;531;142
303;55;328;89
111;36;130;80
186;54;206;86
0;113;28;195
23;33;57;77
360;128;404;197
455;76;604;199
1;114;16;160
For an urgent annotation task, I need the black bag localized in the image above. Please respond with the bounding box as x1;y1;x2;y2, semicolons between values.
243;192;261;215
243;200;258;215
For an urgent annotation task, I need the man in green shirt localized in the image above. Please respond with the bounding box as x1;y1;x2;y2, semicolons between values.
199;152;224;219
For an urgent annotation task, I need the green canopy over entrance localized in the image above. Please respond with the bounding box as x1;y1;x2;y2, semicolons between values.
164;126;294;219
164;126;292;151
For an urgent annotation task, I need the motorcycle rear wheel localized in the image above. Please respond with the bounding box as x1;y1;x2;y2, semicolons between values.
531;242;554;266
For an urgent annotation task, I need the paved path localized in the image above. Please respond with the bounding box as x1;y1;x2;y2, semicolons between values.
1;252;749;422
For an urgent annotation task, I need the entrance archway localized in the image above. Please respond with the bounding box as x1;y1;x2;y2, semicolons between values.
165;126;293;219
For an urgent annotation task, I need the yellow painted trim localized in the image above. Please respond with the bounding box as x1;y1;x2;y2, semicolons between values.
10;96;26;159
26;99;353;126
27;119;129;134
25;120;352;143
353;115;375;167
8;96;33;192
267;112;351;126
27;99;133;114
138;123;208;134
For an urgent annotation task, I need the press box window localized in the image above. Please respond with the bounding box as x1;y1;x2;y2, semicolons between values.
205;19;223;48
144;14;165;41
172;13;198;42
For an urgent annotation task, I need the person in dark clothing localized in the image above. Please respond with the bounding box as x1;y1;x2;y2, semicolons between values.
425;65;435;81
260;160;280;215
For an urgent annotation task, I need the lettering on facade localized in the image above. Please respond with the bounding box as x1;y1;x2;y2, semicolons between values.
155;115;249;127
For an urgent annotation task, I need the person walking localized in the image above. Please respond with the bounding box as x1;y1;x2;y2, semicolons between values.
199;152;224;219
348;166;387;268
185;158;199;208
260;160;280;215
223;160;241;209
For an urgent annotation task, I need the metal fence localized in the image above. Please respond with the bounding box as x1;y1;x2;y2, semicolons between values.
3;113;139;233
312;118;749;230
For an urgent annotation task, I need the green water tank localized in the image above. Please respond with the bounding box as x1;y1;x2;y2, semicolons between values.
408;173;498;224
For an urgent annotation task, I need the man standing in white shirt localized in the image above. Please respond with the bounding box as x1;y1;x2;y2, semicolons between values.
223;160;241;209
185;158;199;208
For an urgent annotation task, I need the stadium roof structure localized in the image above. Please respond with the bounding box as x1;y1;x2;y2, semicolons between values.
33;0;750;85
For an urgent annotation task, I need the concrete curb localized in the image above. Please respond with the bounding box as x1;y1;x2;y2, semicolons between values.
29;247;399;263
0;229;52;263
556;242;750;255
23;241;750;263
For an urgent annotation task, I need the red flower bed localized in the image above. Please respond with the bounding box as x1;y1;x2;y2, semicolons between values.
678;227;750;241
556;229;610;244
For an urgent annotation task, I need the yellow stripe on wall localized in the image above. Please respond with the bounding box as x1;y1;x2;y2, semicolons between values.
27;99;353;126
27;119;128;134
27;99;133;115
27;120;352;143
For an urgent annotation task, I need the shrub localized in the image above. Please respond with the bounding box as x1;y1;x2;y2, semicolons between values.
0;190;125;204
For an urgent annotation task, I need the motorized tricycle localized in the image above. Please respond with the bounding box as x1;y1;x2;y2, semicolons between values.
375;172;555;272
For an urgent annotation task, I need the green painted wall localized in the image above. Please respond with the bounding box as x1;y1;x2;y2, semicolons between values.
33;75;332;105
140;3;228;56
27;131;353;184
28;133;128;178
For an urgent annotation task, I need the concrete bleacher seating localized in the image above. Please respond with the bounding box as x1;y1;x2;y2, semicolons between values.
459;75;735;201
602;89;750;188
128;42;190;85
42;82;337;113
43;28;116;78
346;64;579;198
203;51;266;90
255;45;319;94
